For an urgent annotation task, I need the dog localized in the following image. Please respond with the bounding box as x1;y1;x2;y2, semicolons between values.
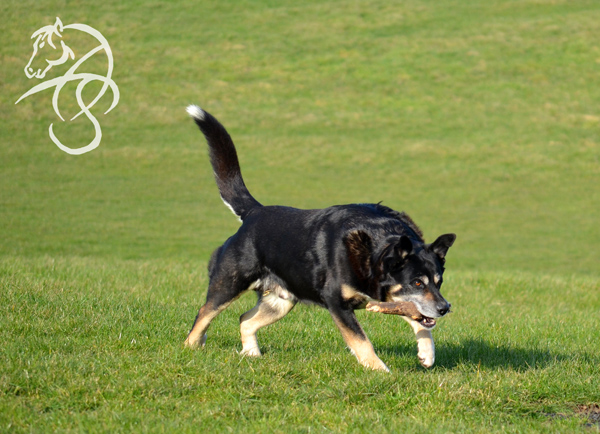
184;105;456;371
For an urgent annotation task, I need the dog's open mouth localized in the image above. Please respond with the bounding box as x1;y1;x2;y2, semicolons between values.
418;316;436;329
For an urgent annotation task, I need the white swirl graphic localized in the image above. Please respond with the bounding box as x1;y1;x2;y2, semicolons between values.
15;17;120;155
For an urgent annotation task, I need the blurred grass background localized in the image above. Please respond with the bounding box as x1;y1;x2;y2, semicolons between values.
2;0;598;275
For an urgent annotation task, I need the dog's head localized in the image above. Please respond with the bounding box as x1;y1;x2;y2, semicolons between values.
345;231;456;329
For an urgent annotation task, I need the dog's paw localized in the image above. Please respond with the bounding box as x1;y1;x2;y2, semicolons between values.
184;333;207;349
418;353;435;368
360;357;390;373
374;362;391;373
240;346;262;357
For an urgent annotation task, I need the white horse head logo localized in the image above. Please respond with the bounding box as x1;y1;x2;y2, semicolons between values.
15;17;120;155
24;17;75;79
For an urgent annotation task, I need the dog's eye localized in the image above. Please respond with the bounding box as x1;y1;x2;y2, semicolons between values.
414;279;424;287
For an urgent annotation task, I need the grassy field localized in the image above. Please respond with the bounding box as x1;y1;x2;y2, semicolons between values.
1;0;599;432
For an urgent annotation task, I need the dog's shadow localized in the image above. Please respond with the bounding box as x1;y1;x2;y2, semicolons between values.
380;337;594;371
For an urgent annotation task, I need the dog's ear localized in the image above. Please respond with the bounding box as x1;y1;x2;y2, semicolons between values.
384;236;413;271
429;233;456;260
344;230;373;281
395;235;413;259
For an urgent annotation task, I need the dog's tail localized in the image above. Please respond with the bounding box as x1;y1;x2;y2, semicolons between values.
186;105;262;221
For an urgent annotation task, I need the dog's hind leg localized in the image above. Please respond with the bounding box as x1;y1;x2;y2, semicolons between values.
184;300;229;348
402;317;435;368
239;287;296;357
328;306;390;372
184;275;248;349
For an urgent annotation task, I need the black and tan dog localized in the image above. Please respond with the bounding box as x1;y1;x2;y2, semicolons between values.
184;105;456;371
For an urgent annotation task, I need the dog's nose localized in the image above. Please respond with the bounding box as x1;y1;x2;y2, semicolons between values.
438;302;451;316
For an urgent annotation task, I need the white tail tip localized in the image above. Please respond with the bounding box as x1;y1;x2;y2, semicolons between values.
186;105;205;121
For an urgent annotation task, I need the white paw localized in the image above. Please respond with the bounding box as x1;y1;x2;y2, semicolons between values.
418;352;435;368
240;346;262;357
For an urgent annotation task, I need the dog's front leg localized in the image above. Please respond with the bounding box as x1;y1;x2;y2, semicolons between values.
328;306;390;372
402;317;435;368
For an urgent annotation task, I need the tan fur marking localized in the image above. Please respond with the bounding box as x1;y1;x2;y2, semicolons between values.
330;314;389;372
389;284;402;293
387;284;404;302
341;284;369;306
185;301;232;348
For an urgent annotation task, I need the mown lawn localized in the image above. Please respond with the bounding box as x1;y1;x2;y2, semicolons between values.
1;0;599;432
1;257;599;432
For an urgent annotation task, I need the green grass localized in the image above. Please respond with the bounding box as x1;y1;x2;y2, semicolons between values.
1;257;599;432
1;0;600;432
